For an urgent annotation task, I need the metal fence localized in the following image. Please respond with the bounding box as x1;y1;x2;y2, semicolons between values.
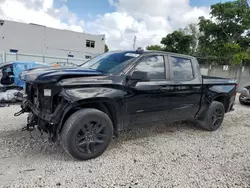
0;52;4;64
0;51;88;66
200;65;250;90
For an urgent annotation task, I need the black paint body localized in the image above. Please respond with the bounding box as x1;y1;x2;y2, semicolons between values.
21;51;237;137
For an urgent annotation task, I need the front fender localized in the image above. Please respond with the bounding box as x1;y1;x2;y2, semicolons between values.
58;87;128;132
59;87;127;104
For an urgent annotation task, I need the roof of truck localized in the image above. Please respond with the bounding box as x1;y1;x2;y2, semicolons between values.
110;49;195;59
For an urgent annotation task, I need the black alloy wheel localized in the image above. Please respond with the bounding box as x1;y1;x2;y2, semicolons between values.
211;108;223;127
199;101;225;131
61;108;113;160
75;121;108;154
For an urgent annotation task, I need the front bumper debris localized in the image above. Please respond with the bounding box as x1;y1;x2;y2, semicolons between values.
14;109;25;116
20;99;69;125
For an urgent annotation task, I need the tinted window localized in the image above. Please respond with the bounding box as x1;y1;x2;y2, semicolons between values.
170;57;193;80
134;55;165;80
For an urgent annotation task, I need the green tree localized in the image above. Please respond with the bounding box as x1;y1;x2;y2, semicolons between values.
105;44;109;52
161;30;193;55
146;45;163;51
198;0;250;65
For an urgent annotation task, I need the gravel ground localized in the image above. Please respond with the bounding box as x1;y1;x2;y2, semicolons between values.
0;95;250;188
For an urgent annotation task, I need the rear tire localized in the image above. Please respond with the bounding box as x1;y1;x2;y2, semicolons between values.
199;101;225;131
60;108;113;160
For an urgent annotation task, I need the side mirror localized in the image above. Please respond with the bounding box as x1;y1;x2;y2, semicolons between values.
128;71;149;81
239;88;250;96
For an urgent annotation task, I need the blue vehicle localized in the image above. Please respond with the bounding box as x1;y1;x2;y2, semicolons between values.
0;61;50;104
0;61;50;90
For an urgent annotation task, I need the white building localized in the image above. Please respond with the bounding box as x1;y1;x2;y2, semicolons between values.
0;20;105;64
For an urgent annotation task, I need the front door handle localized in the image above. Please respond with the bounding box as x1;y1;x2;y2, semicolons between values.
160;86;170;91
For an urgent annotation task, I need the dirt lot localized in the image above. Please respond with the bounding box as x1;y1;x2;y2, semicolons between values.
0;95;250;188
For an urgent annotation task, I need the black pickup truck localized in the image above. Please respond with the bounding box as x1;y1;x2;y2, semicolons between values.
18;50;237;160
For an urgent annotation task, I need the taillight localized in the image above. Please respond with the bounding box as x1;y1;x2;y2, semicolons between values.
235;83;238;95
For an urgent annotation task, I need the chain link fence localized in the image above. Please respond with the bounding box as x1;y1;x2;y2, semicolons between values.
0;51;88;66
0;52;4;64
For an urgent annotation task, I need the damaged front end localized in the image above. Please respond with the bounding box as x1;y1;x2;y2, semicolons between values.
17;83;70;142
15;66;105;142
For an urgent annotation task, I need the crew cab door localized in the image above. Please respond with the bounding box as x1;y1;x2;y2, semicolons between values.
125;54;170;125
167;56;202;120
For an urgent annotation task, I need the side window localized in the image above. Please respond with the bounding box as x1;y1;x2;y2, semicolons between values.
170;56;193;80
134;55;165;80
86;40;95;48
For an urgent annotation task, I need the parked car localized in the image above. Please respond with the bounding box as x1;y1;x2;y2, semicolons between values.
18;50;237;160
0;61;50;89
0;61;50;104
239;86;250;105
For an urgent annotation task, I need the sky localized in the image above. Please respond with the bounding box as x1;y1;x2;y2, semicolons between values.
0;0;231;50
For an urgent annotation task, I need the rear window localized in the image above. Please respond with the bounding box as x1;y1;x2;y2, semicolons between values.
170;56;193;80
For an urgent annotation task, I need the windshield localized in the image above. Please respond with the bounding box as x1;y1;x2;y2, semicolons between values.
81;51;141;73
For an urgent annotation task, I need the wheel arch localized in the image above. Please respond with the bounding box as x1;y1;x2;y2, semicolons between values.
213;94;230;112
58;98;121;137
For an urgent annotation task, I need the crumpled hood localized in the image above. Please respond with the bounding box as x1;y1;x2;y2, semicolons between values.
20;67;103;83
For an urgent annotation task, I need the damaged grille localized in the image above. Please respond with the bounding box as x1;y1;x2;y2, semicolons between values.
26;83;60;113
26;83;40;109
34;88;40;109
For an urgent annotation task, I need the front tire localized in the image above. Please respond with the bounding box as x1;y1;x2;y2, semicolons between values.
199;101;225;131
60;108;113;160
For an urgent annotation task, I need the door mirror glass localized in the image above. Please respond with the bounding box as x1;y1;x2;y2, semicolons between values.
129;71;149;81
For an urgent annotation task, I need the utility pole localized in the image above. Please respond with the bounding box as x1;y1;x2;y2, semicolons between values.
133;36;137;50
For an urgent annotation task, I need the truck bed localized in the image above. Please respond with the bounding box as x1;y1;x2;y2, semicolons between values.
202;75;237;85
